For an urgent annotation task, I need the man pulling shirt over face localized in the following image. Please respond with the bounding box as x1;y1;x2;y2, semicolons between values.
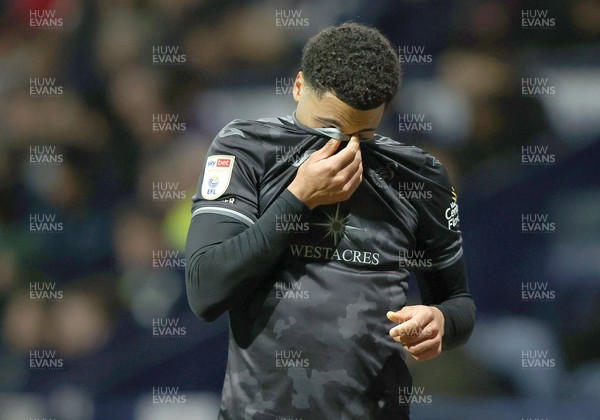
185;22;476;420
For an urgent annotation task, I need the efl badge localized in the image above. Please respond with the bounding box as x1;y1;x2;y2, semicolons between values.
201;155;235;200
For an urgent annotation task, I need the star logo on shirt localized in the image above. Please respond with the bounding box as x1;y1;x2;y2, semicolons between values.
312;203;365;246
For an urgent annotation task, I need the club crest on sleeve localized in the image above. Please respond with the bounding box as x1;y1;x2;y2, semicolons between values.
201;155;235;200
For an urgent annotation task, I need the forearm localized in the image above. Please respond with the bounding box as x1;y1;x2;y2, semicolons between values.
416;257;476;349
185;190;309;321
434;296;476;349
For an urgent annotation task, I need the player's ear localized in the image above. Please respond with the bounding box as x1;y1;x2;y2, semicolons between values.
293;71;304;102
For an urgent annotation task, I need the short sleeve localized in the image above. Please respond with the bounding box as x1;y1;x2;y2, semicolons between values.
191;120;263;227
415;155;463;270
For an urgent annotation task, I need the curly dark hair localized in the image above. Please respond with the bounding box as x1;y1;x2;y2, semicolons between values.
301;22;402;110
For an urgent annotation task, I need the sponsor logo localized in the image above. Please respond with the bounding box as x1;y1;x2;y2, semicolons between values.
289;245;380;266
201;155;235;200
217;159;232;167
312;203;365;246
289;203;379;266
445;189;460;230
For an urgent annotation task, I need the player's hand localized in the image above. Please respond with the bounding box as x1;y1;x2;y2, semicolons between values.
387;305;445;361
287;136;362;209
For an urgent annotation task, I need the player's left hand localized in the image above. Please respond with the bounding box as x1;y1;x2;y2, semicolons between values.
387;305;445;361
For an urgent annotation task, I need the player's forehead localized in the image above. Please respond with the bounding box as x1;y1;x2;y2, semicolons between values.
310;91;384;134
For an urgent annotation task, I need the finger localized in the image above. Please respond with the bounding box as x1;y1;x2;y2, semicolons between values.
406;340;441;361
408;346;440;362
389;319;421;340
391;333;427;346
326;138;361;172
405;337;439;355
345;136;361;152
387;306;414;323
338;162;363;199
311;139;342;161
334;147;362;185
386;311;398;322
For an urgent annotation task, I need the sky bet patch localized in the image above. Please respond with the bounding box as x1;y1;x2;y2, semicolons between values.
201;155;236;200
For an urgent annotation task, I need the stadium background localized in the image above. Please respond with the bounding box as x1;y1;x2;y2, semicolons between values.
0;0;599;418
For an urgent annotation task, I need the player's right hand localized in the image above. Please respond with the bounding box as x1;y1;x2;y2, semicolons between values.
287;136;363;209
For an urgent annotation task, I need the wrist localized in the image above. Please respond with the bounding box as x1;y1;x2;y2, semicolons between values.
431;306;445;338
287;182;317;210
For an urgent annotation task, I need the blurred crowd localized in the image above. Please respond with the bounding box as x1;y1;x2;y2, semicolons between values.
0;0;599;417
